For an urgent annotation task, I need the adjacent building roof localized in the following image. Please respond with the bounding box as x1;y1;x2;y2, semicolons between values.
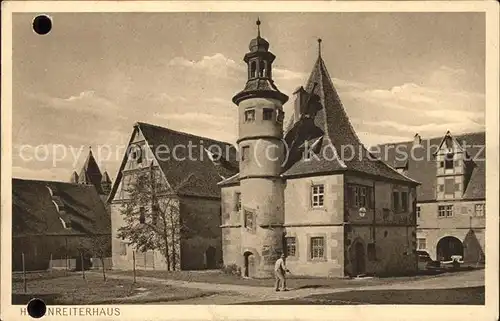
78;148;104;194
12;178;110;237
281;54;418;185
108;122;238;200
375;131;485;201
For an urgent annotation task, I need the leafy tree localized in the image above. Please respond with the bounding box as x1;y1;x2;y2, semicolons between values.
117;164;195;271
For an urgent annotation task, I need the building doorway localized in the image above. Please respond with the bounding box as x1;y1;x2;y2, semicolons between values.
436;236;464;261
243;251;255;278
205;246;216;269
351;241;366;276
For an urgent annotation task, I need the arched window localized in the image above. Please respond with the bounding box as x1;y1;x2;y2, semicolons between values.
259;60;266;77
250;61;257;78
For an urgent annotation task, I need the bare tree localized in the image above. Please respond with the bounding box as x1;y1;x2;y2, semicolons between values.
89;234;110;281
117;163;195;271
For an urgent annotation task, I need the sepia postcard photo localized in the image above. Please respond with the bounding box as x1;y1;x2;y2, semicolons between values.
1;1;499;321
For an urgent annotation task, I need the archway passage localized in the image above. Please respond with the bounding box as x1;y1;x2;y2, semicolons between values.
437;236;464;261
205;246;216;269
349;241;366;276
243;251;254;278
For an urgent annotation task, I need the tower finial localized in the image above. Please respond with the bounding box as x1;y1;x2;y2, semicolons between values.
256;17;261;37
318;38;322;57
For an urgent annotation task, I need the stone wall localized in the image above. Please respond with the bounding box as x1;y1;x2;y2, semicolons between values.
343;174;418;276
282;174;344;277
283;226;344;277
179;196;222;270
417;200;485;262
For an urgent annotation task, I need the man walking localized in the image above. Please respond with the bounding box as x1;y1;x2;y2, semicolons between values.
274;253;290;291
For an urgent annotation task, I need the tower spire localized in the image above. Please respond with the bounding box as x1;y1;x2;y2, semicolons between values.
318;38;322;57
256;17;261;37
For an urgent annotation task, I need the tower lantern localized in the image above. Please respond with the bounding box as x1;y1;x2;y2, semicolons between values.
233;19;288;106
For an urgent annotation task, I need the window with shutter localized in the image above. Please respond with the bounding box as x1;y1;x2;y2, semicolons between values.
393;191;400;212
401;192;408;212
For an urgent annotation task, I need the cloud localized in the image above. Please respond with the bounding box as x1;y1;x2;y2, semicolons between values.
273;68;307;81
203;97;230;105
356;131;412;147
162;112;232;124
168;53;239;70
342;75;485;140
358;119;484;138
168;53;244;80
157;93;188;103
167;53;312;85
13;166;73;182
27;90;123;118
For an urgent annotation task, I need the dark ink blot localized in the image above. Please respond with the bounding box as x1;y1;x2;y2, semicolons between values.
32;15;52;35
27;298;46;318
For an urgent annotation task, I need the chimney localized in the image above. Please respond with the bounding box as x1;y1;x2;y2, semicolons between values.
413;133;421;147
293;86;310;121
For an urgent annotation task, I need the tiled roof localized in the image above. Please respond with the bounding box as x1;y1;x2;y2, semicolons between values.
282;55;418;185
375;132;485;201
78;149;104;194
232;78;288;105
109;122;238;199
12;178;110;236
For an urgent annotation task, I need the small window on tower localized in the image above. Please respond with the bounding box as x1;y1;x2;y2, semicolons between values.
263;108;273;121
234;192;242;211
244;109;255;122
241;146;250;161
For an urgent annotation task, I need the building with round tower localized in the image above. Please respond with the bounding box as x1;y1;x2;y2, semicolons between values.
230;19;289;278
220;20;420;278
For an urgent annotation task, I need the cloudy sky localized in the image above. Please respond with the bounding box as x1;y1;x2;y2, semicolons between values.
12;12;485;182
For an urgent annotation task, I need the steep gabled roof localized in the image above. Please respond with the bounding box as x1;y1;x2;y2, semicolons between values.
282;55;418;185
101;171;112;184
12;178;110;236
78;148;104;194
108;122;238;200
70;171;79;183
376;131;485;201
